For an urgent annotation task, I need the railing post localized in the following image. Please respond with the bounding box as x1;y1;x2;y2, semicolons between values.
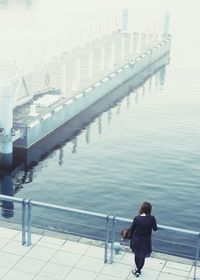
110;216;116;264
27;199;32;246
22;198;27;245
194;233;200;280
104;214;110;263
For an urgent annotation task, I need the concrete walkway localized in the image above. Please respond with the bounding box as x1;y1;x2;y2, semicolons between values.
0;226;199;280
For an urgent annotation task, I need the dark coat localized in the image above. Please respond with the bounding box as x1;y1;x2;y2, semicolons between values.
130;215;157;258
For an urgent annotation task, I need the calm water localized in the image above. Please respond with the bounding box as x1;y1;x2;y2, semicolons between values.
0;0;200;258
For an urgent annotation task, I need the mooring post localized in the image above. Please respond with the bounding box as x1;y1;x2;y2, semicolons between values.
0;81;13;169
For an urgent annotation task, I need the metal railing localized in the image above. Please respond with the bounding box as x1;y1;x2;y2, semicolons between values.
0;194;199;280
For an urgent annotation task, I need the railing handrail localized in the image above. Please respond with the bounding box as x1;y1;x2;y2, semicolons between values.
114;216;199;236
0;194;199;236
0;194;25;203
30;199;108;219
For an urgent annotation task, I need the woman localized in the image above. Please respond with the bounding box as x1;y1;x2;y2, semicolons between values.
130;202;157;277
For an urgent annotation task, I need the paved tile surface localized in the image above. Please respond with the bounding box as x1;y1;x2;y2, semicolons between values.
0;226;198;280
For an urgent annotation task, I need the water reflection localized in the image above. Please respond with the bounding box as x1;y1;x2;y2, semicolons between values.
58;147;64;166
97;117;102;134
0;175;14;218
72;137;78;153
85;125;91;143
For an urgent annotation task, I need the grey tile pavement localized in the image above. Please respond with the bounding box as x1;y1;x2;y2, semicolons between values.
0;226;198;280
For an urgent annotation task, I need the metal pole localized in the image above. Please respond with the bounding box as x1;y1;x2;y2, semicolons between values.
110;216;116;263
22;198;27;245
27;199;32;246
194;233;200;280
104;215;110;263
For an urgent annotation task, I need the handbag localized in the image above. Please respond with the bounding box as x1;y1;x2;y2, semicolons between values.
120;228;131;240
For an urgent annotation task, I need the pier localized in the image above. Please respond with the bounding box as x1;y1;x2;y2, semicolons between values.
0;9;171;169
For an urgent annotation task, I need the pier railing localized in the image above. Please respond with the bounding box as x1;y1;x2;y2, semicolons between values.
0;194;199;279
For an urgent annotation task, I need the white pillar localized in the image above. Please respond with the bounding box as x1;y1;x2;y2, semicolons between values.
100;45;105;72
121;36;125;61
124;34;131;59
89;51;93;80
140;33;147;51
109;40;116;69
163;13;170;36
121;8;128;30
148;34;154;47
133;32;139;53
75;57;81;89
130;32;134;55
61;63;67;96
0;81;13;168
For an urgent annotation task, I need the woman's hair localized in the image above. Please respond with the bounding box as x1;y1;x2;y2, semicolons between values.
139;201;152;215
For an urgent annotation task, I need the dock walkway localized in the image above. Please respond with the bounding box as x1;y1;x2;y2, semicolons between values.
0;226;198;280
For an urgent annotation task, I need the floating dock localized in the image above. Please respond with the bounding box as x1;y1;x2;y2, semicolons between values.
0;16;171;169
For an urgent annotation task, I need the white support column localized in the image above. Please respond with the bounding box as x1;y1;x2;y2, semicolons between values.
121;8;128;31
61;63;67;96
163;13;170;37
121;35;125;62
140;33;147;52
148;34;154;47
100;45;105;72
89;51;93;80
125;34;131;59
130;32;134;55
75;57;81;90
109;40;116;69
0;81;13;169
133;32;139;54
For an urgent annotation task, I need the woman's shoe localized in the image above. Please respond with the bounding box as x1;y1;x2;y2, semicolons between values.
132;269;140;277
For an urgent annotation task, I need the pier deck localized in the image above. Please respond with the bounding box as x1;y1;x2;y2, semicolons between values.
0;226;198;280
12;32;171;149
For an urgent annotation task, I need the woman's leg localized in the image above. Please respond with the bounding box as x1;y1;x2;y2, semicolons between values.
134;255;140;268
137;257;145;272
